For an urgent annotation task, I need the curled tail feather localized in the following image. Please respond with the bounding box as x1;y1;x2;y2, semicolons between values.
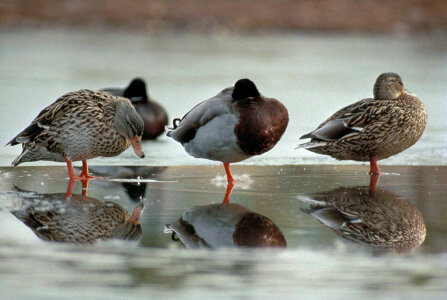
165;118;182;137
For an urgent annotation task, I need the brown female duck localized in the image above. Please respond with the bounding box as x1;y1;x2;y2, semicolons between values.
102;78;168;140
298;186;426;253
298;73;427;175
7;89;145;180
12;193;144;243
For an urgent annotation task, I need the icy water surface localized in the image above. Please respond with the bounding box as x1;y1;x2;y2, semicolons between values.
0;165;446;298
0;28;447;166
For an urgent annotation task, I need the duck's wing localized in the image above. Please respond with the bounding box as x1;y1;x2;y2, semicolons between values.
166;87;234;144
7;90;106;146
300;98;392;141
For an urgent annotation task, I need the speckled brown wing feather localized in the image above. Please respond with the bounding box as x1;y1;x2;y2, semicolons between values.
9;90;109;147
301;186;426;252
300;93;426;161
301;98;390;141
10;90;131;165
13;195;131;243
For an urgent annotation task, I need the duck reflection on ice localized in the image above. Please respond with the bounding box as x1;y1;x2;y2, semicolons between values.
11;187;144;244
298;185;426;253
165;184;287;248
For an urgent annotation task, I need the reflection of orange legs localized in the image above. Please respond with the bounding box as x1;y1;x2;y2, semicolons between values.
65;179;76;198
369;155;380;176
222;181;235;204
223;162;235;185
369;174;380;196
80;179;89;196
65;178;90;198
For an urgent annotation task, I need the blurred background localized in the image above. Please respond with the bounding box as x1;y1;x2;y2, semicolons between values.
2;0;447;32
0;0;446;166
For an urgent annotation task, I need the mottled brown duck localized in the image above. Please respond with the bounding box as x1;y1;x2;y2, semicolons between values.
167;78;289;185
298;73;427;175
12;193;144;243
102;78;168;140
7;90;145;180
298;186;426;253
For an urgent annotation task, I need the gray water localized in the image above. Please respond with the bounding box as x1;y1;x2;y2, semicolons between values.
0;28;447;299
0;165;447;299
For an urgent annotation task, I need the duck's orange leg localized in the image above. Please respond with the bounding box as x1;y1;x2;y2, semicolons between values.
223;162;235;185
65;158;81;180
369;155;380;176
79;160;103;179
222;181;235;204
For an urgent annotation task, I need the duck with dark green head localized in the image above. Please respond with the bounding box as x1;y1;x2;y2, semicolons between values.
166;78;289;185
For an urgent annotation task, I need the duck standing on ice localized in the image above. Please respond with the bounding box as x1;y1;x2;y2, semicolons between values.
298;73;427;175
167;78;289;184
7;90;145;179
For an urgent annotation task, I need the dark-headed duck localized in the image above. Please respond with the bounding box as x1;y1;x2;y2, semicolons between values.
102;78;168;140
165;202;287;249
166;78;289;184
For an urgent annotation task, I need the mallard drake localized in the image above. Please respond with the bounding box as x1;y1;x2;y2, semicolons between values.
298;186;426;253
298;73;427;175
7;89;145;179
167;78;289;184
165;202;286;248
102;78;168;140
12;193;144;243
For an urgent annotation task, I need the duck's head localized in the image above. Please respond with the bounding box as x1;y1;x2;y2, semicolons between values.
232;78;260;101
124;78;148;103
112;203;144;241
373;72;405;100
115;99;145;158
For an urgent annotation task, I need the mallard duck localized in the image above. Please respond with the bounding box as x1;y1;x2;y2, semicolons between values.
298;186;426;253
12;193;144;243
298;73;427;175
165;202;286;248
167;78;289;184
102;78;168;140
7;89;145;179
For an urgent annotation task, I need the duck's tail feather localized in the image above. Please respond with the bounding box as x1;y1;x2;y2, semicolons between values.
296;195;326;206
295;141;327;150
165;118;182;136
11;149;28;167
6;122;44;146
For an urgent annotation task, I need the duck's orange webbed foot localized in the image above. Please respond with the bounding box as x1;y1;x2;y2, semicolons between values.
78;160;104;179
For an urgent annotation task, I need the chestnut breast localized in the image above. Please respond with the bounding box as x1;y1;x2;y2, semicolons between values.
235;97;289;156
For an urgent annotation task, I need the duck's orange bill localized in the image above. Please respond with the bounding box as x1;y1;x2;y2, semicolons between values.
131;136;145;158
